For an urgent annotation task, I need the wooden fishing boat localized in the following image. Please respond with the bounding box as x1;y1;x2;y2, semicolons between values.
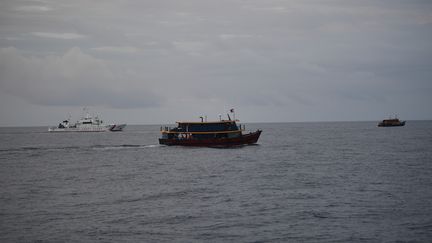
378;117;406;127
159;113;261;147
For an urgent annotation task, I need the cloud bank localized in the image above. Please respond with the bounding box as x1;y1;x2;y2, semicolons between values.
0;47;162;109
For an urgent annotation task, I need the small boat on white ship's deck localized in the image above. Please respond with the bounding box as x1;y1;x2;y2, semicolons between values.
48;109;126;132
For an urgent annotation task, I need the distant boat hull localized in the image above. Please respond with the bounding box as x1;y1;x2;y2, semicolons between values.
108;124;127;132
378;119;405;127
159;130;262;147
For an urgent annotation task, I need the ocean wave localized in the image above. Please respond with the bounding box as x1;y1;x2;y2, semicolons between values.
0;144;161;154
91;144;161;150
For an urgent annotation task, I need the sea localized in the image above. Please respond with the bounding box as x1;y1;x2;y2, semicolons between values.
1;121;431;242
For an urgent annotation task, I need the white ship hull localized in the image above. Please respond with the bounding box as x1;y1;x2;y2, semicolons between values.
48;126;111;132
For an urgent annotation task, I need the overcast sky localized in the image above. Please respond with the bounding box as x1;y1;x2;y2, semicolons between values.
1;0;431;126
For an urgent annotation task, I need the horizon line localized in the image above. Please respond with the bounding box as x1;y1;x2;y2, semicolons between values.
1;119;431;128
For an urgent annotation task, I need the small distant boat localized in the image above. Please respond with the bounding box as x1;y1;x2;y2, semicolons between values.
48;109;126;132
159;111;261;147
378;117;406;127
108;124;127;132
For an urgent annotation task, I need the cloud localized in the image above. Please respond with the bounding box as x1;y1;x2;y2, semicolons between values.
242;5;290;13
91;46;142;54
219;34;255;41
14;5;53;12
31;32;86;40
0;47;162;108
172;41;211;55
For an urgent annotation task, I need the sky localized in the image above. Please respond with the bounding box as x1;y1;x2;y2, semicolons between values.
0;0;431;126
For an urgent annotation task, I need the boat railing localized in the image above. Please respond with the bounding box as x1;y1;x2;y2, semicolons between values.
239;124;246;131
161;126;172;132
161;124;246;133
160;127;245;133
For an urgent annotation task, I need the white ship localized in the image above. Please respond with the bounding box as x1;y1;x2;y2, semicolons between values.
48;110;126;132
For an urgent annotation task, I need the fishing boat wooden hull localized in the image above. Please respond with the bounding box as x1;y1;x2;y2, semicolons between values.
159;130;261;147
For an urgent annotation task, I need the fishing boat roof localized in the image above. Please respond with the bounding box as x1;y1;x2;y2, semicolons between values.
383;118;400;121
176;120;237;125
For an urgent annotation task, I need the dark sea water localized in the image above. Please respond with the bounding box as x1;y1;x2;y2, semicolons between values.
1;121;432;242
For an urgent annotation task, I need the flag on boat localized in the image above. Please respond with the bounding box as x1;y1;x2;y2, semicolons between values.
230;108;234;113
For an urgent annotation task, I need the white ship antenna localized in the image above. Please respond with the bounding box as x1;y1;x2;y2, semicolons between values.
83;107;90;118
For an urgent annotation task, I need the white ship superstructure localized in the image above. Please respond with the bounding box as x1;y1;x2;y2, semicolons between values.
48;109;126;132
